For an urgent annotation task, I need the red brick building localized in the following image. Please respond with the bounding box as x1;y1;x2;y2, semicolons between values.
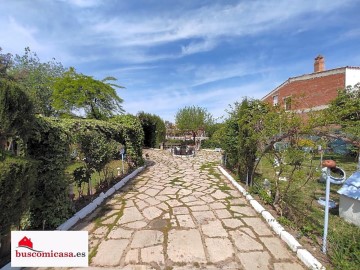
262;56;360;113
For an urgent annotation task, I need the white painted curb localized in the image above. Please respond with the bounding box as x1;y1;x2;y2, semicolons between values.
56;165;145;231
218;166;325;270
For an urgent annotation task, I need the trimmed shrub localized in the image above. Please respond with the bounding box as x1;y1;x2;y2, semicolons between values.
137;112;166;148
110;115;144;167
0;156;37;232
27;116;72;229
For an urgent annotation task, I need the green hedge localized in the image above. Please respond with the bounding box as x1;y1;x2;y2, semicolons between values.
42;116;144;166
0;115;144;230
27;116;72;229
201;139;221;149
0;156;37;232
110;115;144;166
137;112;166;148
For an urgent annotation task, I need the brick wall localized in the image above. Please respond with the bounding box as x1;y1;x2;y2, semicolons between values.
264;73;345;111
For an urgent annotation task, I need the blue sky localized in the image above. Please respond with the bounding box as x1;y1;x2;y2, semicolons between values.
1;0;360;122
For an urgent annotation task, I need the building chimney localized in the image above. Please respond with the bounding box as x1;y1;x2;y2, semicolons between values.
314;55;325;72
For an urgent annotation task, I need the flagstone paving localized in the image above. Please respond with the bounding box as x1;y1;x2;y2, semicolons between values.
73;149;306;270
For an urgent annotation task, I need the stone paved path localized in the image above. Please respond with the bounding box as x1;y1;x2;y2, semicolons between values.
73;149;306;270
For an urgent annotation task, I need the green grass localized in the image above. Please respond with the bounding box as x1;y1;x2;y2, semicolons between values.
170;177;185;186
66;159;129;198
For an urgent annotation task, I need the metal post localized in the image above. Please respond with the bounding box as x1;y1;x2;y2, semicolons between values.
322;167;330;254
121;153;124;174
88;179;92;195
318;145;323;169
246;168;249;187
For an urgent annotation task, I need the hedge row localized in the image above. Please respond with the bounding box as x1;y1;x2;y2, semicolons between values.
0;155;37;233
0;115;144;231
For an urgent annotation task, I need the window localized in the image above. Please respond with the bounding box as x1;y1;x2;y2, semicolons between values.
273;95;278;106
284;96;292;111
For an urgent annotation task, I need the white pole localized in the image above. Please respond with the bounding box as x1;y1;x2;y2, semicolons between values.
246;168;249;187
121;153;124;174
322;167;330;254
318;145;323;169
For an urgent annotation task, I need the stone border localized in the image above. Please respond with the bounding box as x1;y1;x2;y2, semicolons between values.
218;166;325;270
0;166;145;270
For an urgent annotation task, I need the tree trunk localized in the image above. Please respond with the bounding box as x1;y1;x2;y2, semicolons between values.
192;131;196;144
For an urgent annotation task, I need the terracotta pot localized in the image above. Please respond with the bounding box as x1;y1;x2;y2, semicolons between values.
322;160;336;168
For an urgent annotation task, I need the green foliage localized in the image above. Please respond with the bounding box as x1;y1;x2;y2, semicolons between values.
9;47;65;116
53;67;124;120
137;112;166;147
55;116;143;167
328;218;360;270
201;139;219;149
201;123;225;148
78;131;116;176
205;122;224;138
175;106;213;142
328;83;360;139
0;156;37;232
249;183;273;205
27;116;72;229
73;166;93;197
222;99;268;185
110;114;144;167
0;47;12;79
0;78;34;138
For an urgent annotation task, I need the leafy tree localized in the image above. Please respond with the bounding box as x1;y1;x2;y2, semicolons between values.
52;67;124;119
78;131;118;192
137;112;166;147
222;99;269;185
0;47;13;80
9;47;65;116
175;106;213;143
328;84;360;144
73;166;93;197
306;83;360;154
206;122;224;138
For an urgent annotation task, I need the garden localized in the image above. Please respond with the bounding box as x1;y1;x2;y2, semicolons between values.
216;85;360;270
1;46;359;269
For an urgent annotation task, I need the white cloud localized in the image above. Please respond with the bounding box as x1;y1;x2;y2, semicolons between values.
191;62;273;87
60;0;101;8
181;39;217;56
90;0;348;52
2;0;348;65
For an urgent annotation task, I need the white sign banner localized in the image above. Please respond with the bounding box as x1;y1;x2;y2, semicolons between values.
11;231;88;267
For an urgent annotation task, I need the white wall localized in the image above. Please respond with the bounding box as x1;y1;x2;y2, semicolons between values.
339;195;360;227
345;68;360;87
